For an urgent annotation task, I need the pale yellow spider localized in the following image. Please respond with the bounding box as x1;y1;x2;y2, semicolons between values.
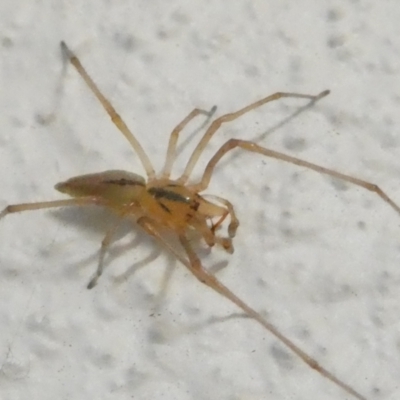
1;41;399;400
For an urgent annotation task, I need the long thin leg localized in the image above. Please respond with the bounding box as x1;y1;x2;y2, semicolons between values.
87;219;124;289
0;198;98;219
178;90;330;183
133;216;368;399
60;41;156;179
136;216;190;267
178;234;367;400
192;139;400;216
161;106;217;179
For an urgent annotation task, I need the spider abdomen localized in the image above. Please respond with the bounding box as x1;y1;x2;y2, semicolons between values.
55;170;146;207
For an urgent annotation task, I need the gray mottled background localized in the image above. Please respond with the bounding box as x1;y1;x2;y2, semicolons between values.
1;1;400;400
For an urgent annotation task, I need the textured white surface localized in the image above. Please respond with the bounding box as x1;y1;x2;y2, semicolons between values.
1;1;400;400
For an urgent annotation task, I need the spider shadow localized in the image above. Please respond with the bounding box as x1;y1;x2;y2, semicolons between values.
48;206;163;287
147;308;254;389
47;205;227;290
47;204;255;390
186;94;328;184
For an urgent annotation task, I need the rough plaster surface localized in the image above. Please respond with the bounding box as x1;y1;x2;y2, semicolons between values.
1;1;400;400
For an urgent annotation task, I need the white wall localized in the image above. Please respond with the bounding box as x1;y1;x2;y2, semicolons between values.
1;1;399;400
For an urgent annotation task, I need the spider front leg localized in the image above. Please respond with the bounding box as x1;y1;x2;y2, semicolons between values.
178;234;367;400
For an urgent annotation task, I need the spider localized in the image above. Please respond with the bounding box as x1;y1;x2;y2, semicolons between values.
1;41;399;400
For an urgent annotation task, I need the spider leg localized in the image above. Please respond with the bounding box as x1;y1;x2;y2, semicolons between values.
0;198;97;219
193;216;234;253
203;194;239;238
192;139;400;218
136;216;189;266
179;89;329;183
87;218;125;289
178;234;367;400
131;216;366;399
161;106;217;179
60;41;155;179
210;210;228;233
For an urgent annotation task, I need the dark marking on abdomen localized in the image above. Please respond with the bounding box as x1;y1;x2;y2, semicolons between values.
104;179;145;187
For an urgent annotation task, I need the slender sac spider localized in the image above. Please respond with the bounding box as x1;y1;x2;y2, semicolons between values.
2;41;399;400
